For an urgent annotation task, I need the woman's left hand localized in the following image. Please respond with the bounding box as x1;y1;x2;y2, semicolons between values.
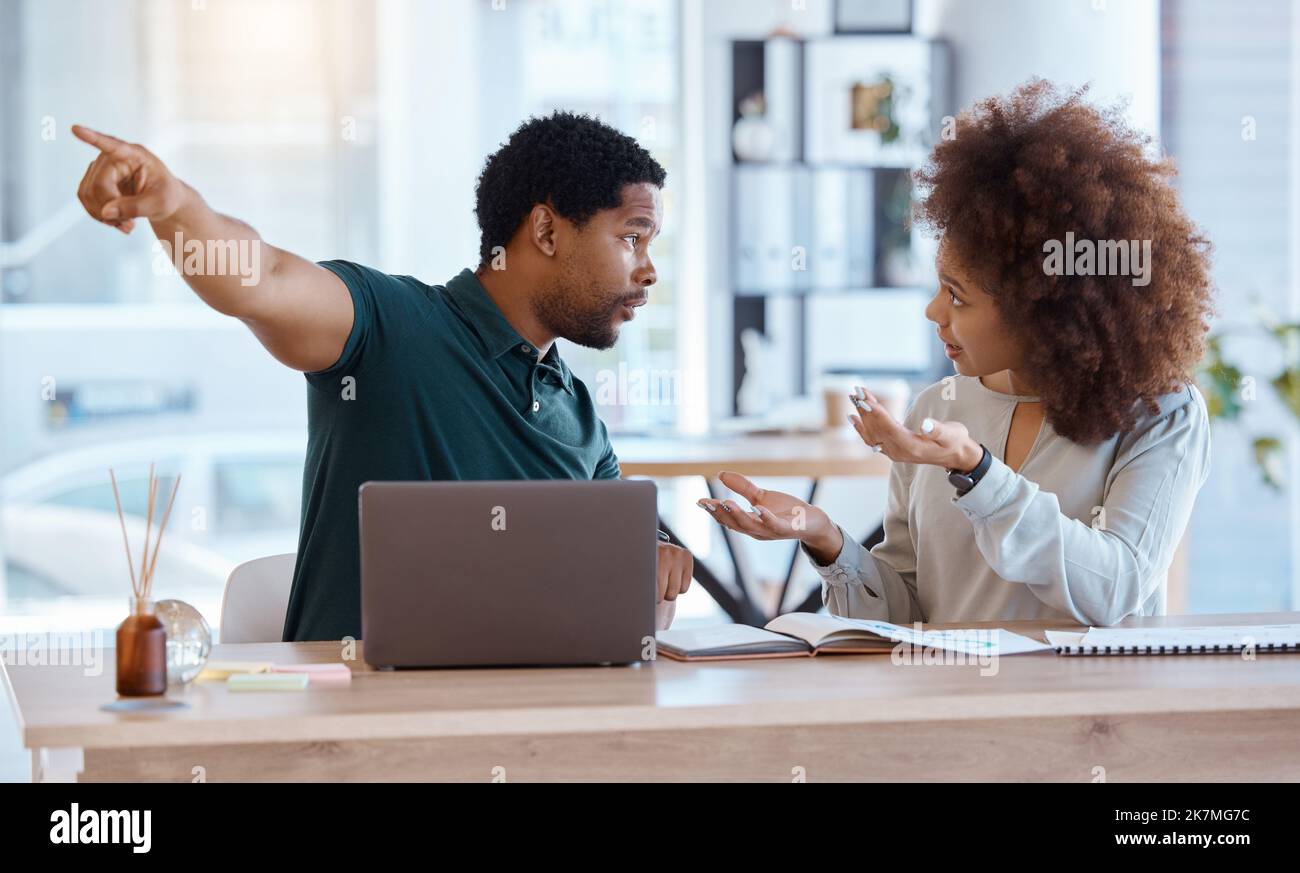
848;386;983;471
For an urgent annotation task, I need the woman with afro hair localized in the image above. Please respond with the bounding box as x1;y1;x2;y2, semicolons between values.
700;80;1214;627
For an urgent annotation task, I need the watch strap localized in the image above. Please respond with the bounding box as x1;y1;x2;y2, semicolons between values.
948;444;992;496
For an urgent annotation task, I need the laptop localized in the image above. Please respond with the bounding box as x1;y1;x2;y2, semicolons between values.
358;479;658;668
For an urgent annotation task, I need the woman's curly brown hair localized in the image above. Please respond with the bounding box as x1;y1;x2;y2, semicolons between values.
914;79;1215;444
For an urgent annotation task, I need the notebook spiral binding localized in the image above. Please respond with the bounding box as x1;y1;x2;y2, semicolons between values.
1054;642;1300;656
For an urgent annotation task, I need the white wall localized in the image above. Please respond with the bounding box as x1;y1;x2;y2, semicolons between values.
914;0;1160;135
376;0;482;284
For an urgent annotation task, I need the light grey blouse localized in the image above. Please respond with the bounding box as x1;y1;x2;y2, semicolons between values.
806;374;1212;626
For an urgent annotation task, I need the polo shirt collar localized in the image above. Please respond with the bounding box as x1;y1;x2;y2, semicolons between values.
445;269;575;395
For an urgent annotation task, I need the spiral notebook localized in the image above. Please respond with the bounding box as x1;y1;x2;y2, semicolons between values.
1045;623;1300;656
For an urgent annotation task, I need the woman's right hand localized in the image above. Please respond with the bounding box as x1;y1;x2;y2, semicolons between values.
697;471;845;564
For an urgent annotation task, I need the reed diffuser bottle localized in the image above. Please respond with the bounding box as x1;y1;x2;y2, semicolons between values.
116;596;167;696
109;464;181;698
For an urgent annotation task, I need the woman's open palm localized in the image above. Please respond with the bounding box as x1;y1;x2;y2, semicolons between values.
697;471;832;542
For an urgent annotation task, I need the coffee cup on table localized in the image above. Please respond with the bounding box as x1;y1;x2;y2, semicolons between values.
822;376;910;429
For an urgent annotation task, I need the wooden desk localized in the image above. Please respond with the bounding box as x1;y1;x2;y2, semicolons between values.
6;612;1300;782
615;431;892;623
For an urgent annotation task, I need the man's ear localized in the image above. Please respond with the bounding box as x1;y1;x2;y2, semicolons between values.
527;204;558;257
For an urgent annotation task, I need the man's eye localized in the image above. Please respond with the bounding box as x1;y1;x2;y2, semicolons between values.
622;234;639;246
948;289;963;307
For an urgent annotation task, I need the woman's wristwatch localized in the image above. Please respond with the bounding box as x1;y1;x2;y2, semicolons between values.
947;443;991;497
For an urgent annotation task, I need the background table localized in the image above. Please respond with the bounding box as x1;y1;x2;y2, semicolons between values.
615;431;891;624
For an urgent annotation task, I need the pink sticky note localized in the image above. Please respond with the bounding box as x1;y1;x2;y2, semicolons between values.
273;663;352;685
304;671;352;686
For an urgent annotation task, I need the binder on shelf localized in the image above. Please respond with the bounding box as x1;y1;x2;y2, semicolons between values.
733;164;811;293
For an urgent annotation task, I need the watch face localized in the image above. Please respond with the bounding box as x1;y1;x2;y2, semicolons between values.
948;471;974;492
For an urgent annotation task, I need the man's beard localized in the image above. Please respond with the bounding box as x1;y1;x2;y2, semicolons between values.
533;274;628;351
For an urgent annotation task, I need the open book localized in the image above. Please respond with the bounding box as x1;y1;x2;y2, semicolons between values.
655;613;1051;661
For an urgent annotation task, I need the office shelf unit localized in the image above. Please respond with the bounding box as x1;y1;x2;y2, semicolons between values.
727;34;950;413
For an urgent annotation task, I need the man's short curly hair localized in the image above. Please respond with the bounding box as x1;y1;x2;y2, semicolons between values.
473;111;666;266
914;79;1215;444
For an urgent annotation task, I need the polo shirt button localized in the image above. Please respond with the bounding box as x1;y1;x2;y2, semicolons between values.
531;400;540;412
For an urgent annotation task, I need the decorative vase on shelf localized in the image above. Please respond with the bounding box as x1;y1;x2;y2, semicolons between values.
733;116;775;162
736;327;773;417
115;596;168;697
732;92;775;162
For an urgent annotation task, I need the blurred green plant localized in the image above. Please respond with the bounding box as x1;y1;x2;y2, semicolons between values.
1197;311;1300;490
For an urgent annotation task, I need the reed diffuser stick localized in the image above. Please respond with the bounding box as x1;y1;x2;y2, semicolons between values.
107;468;137;594
143;474;181;596
141;465;158;600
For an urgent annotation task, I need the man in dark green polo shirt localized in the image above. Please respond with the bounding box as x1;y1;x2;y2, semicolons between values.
71;112;694;641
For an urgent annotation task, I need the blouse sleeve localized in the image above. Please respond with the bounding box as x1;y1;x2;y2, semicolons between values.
951;386;1212;626
803;454;924;624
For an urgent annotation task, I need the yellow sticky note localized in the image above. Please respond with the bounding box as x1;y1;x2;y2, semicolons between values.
195;660;274;682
